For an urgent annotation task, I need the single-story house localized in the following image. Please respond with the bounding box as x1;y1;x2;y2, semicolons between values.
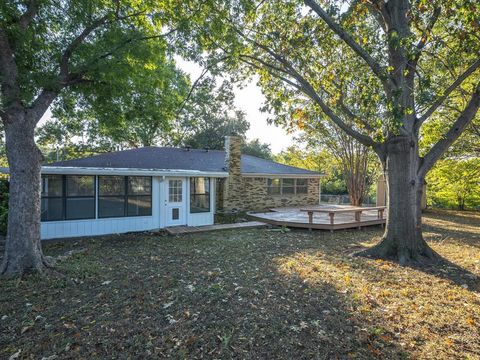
2;136;323;239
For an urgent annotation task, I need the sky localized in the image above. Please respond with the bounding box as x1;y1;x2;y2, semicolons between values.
175;57;295;153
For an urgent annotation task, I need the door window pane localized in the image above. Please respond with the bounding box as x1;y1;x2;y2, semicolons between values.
169;180;183;202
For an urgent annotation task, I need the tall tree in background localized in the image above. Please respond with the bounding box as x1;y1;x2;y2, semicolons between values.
188;0;480;263
0;0;184;276
296;117;376;206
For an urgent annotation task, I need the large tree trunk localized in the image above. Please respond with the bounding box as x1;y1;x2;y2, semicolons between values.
359;137;437;264
0;112;51;277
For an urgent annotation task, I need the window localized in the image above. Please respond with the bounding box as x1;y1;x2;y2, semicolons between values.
296;179;308;194
65;176;95;220
190;177;210;213
98;176;125;218
282;178;295;194
169;180;183;202
127;177;152;216
41;175;95;221
98;176;152;218
267;178;309;196
41;175;63;221
267;178;281;195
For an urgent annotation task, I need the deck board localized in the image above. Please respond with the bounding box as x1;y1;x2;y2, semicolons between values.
249;205;386;231
165;221;268;235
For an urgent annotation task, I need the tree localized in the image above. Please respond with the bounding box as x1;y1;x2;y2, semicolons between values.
171;78;249;149
427;158;480;210
242;139;272;159
190;0;480;263
0;0;184;276
298;121;377;206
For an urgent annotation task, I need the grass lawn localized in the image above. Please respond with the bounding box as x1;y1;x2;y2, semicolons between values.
0;210;479;359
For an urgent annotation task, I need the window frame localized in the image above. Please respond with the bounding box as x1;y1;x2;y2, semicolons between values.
41;175;96;222
65;175;96;220
266;178;310;196
98;176;152;219
190;177;211;214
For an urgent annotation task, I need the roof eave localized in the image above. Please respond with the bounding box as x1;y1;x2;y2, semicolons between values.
0;166;229;178
241;172;324;178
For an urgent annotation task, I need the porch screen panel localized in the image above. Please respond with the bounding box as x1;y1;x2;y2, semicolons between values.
127;176;152;216
98;176;126;218
190;177;210;213
65;175;95;220
41;175;64;221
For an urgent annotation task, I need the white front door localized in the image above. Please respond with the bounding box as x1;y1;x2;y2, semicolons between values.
165;178;187;226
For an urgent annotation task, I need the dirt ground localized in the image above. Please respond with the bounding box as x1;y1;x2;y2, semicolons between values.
0;209;479;359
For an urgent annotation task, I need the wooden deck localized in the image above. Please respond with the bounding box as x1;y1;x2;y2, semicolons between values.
248;205;386;232
165;221;268;235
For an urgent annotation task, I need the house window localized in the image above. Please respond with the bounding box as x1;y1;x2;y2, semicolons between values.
296;179;308;194
98;176;152;218
282;178;295;194
41;175;64;221
267;178;281;195
190;177;210;213
41;175;95;221
267;178;309;195
65;176;95;220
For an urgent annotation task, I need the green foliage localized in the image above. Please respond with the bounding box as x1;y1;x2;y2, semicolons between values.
274;145;347;195
427;158;480;210
0;180;8;235
242;139;272;159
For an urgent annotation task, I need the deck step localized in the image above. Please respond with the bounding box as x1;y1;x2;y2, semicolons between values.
166;221;268;235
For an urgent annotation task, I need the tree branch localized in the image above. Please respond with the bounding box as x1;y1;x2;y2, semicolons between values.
18;0;38;32
304;0;387;83
416;58;480;129
0;29;21;113
419;83;480;177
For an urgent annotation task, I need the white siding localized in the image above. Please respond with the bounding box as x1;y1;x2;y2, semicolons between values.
40;176;217;240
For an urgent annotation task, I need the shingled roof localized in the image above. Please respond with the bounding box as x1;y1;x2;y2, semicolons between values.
47;147;321;176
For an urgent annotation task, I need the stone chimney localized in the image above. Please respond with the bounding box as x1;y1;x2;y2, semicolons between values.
222;135;243;211
224;135;242;176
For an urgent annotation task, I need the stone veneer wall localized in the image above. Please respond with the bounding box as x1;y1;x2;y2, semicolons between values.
220;177;320;212
221;135;320;212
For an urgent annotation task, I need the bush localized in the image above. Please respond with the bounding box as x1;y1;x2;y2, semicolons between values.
0;180;8;235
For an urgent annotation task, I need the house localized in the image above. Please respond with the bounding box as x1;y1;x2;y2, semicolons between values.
5;136;323;240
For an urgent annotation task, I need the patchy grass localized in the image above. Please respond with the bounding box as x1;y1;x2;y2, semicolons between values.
0;210;479;359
